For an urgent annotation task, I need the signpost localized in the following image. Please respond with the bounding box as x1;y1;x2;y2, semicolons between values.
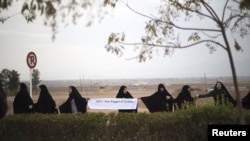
26;51;37;98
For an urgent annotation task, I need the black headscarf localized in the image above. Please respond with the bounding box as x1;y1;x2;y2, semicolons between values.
0;80;8;118
34;84;57;114
59;86;87;114
174;85;194;110
13;83;34;114
116;85;137;113
242;90;250;109
199;81;236;106
141;83;174;113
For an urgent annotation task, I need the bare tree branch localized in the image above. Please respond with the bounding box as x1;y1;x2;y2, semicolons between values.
201;0;221;25
201;31;222;38
222;0;229;23
123;1;221;32
0;12;20;23
119;39;226;50
168;20;221;32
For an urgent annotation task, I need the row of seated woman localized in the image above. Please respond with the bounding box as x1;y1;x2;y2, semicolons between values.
5;81;250;116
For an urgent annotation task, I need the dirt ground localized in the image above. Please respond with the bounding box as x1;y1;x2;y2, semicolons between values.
6;81;250;116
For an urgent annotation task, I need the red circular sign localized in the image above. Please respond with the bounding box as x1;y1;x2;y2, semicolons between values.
26;52;37;69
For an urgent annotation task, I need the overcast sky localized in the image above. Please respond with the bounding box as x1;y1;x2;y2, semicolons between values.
0;0;250;81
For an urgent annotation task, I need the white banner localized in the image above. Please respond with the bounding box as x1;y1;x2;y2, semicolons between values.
87;98;138;109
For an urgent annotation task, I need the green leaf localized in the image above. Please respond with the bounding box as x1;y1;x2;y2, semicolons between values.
188;32;200;42
234;40;243;51
21;3;29;14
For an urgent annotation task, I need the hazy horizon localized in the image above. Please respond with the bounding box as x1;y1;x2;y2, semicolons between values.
1;1;250;81
21;76;250;88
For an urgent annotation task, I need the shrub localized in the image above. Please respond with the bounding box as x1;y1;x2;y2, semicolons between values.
0;106;249;141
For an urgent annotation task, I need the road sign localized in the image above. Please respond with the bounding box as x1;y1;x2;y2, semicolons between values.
26;52;37;69
26;51;37;98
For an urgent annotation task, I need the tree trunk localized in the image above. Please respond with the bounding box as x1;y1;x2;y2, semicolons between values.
222;30;245;125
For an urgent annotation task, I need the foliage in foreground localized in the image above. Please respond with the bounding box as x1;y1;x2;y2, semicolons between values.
0;105;250;141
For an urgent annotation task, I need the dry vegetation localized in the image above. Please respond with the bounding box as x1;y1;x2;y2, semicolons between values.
6;78;250;116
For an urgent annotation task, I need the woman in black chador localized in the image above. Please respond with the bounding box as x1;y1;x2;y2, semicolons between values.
116;85;137;113
34;84;58;114
13;83;34;114
242;90;250;110
59;86;88;114
141;83;174;113
197;81;236;106
0;80;8;118
174;85;195;110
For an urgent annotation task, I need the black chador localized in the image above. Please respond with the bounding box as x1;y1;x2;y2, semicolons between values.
116;85;137;113
0;81;8;118
174;85;194;110
34;85;58;114
141;83;174;113
13;83;34;114
59;86;87;114
198;81;236;106
242;90;250;110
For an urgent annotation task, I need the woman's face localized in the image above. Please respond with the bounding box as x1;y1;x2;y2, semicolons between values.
216;83;222;89
123;87;128;94
68;87;72;94
160;87;164;92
